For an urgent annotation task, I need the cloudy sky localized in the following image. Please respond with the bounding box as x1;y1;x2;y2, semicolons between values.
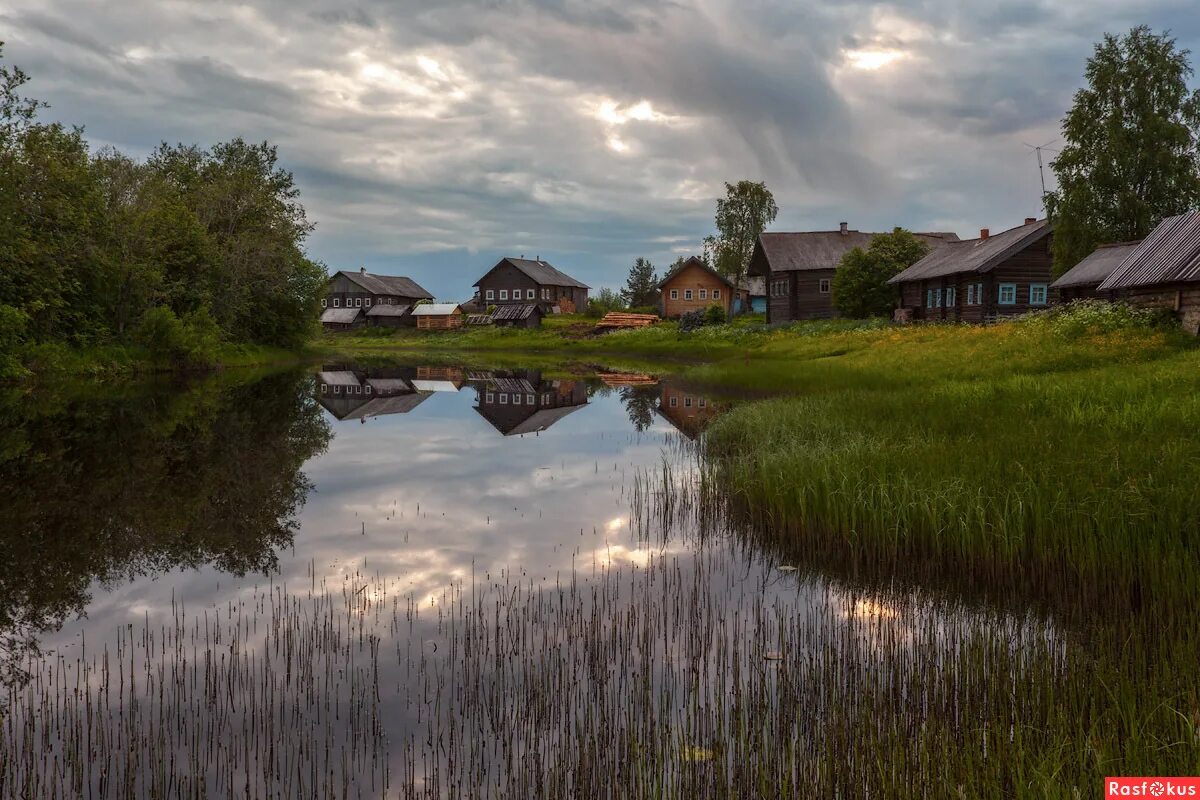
3;1;1198;297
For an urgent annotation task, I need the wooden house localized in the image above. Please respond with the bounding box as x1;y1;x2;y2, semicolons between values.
657;257;734;319
1095;212;1200;335
412;303;464;330
1050;242;1141;303
656;385;723;440
889;219;1054;322
474;258;589;314
470;371;589;436
748;223;959;323
491;303;544;328
321;268;433;329
316;368;430;420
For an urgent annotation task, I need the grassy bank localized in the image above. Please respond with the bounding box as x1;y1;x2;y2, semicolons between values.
8;340;316;382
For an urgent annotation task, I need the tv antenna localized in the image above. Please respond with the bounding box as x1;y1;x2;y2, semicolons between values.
1023;139;1058;209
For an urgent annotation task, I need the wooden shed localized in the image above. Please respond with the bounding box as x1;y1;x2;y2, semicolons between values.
1050;242;1141;303
889;219;1054;323
657;257;734;319
412;303;464;330
491;303;544;328
320;307;364;331
1096;212;1200;335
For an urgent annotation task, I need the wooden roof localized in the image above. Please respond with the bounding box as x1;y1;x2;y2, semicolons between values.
474;257;590;289
335;269;432;299
751;229;959;275
889;220;1051;284
657;256;734;289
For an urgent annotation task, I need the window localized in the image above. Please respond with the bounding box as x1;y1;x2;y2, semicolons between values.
499;290;508;300
946;287;956;307
966;284;976;306
543;392;551;404
684;397;693;408
699;289;708;300
698;398;707;408
998;283;1017;305
333;386;341;394
486;289;495;300
334;298;341;307
526;394;535;405
321;298;327;308
364;385;372;395
527;289;535;300
934;288;942;308
712;288;721;299
1029;283;1048;305
499;393;508;404
670;289;679;300
486;392;494;403
512;394;521;405
365;297;371;307
819;278;831;294
670;396;678;407
684;290;693;300
926;290;933;308
320;383;328;394
354;297;362;307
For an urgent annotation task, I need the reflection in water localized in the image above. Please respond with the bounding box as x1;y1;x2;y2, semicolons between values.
0;364;1080;797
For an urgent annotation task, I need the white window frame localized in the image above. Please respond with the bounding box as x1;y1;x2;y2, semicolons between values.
486;289;495;301
526;394;535;405
499;393;508;404
684;397;693;408
946;287;956;307
333;386;341;394
486;392;494;403
365;297;371;307
699;398;706;408
499;290;508;300
527;289;535;300
712;288;720;299
320;383;327;394
1029;283;1048;305
669;396;678;407
354;297;362;307
321;298;327;308
684;290;693;300
333;298;341;307
819;278;831;294
699;289;708;300
364;385;372;395
998;283;1017;305
670;289;679;300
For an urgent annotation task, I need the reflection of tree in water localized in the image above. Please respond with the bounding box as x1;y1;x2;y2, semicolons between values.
0;372;331;687
620;387;659;433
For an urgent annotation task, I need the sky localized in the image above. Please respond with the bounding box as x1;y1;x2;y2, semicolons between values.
3;0;1198;299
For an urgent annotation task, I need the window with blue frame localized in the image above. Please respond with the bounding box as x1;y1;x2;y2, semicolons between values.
934;288;943;308
966;284;975;305
1029;283;1048;305
926;289;934;307
998;283;1017;305
946;287;956;307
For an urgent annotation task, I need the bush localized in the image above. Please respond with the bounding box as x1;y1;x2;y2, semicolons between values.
678;309;707;333
1018;300;1177;339
704;304;727;325
0;305;31;380
587;288;626;318
135;306;221;369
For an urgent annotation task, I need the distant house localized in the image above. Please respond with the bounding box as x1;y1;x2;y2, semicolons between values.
1095;212;1200;335
657;257;734;319
412;303;464;329
1051;242;1141;303
491;303;544;328
656;385;722;440
320;268;433;329
316;368;431;421
474;258;589;314
736;276;767;315
889;219;1054;323
470;371;589;436
748;223;959;323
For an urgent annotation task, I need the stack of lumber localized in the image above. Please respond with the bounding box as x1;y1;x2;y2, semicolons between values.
595;312;660;330
597;372;659;388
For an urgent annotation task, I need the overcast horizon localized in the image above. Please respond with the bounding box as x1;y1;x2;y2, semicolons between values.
3;0;1198;298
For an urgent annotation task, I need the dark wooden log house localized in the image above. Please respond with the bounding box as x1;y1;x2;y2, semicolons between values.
474;258;589;314
1095;212;1200;336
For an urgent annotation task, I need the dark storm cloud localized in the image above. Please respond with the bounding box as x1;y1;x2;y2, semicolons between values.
1;0;1197;295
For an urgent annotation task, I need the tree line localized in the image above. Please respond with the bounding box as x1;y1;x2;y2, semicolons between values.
0;44;325;376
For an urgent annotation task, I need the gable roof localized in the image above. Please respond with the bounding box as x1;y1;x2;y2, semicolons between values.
320;307;362;324
657;256;735;289
889;220;1052;284
1098;213;1200;291
492;303;542;321
411;303;462;316
1051;242;1142;290
336;270;433;299
751;229;959;275
365;304;412;317
317;370;360;387
474;258;590;289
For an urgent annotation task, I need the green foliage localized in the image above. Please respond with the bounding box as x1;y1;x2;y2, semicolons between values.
621;258;659;308
135;306;221;369
587;287;626;318
1047;27;1200;272
708;180;778;290
703;303;727;325
678;309;709;333
0;46;324;373
831;228;931;318
1018;298;1178;338
0;304;30;380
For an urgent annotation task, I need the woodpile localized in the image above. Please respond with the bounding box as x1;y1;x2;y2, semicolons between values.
597;373;659;388
595;312;660;331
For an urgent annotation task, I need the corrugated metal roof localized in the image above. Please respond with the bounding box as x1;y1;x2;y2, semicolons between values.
504;405;586;436
318;371;360;387
338;270;432;299
889;220;1052;284
320;308;362;324
751;229;959;275
365;304;412;317
365;378;411;393
411;303;463;316
1098;212;1200;291
1051;242;1141;289
475;258;590;289
491;304;541;321
657;256;735;289
342;393;430;419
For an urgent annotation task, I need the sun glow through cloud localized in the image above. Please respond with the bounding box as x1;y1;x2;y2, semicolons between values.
844;48;906;70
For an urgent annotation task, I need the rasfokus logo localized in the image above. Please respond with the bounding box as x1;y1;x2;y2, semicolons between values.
1107;778;1200;797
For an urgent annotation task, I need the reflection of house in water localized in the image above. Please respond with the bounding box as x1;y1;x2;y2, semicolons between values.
656;385;725;439
316;368;433;421
469;371;589;436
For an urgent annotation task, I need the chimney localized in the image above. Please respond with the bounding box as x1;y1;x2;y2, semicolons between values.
980;229;990;240
839;222;849;235
1025;217;1037;225
360;266;367;275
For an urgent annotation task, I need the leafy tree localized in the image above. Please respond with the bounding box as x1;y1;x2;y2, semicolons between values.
587;287;626;317
709;180;778;292
620;387;657;433
832;228;931;318
622;257;658;307
1047;26;1200;273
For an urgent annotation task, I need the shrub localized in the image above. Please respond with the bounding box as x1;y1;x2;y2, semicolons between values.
0;305;31;380
704;304;727;325
135;306;221;369
1018;300;1177;339
678;309;707;333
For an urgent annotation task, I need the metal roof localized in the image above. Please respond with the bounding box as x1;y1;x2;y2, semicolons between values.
491;303;541;321
365;304;412;317
411;303;463;316
336;270;433;299
341;393;430;420
1051;242;1141;290
751;230;959;275
1098;213;1200;291
411;380;461;392
317;370;360;387
889;220;1052;284
657;256;735;289
320;307;362;324
365;378;412;393
474;258;590;289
